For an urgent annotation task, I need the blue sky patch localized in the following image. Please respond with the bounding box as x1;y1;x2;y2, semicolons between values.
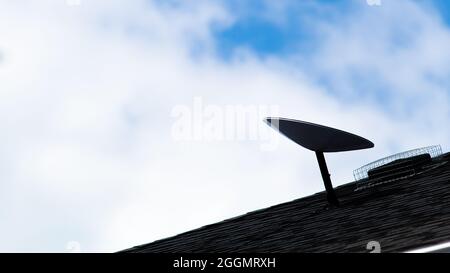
213;0;450;59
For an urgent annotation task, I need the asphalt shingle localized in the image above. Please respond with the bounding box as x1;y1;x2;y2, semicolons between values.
121;153;450;253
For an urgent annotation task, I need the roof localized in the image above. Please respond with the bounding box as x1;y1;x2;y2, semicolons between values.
121;152;450;253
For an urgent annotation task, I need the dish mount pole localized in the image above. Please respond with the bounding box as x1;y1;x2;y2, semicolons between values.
315;151;340;207
264;117;374;208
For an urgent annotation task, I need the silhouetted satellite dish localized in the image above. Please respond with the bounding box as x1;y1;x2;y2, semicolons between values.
265;117;374;207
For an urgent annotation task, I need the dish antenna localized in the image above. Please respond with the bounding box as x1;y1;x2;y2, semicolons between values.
265;118;374;207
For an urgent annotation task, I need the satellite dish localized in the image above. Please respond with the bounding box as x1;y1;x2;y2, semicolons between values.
265;117;374;207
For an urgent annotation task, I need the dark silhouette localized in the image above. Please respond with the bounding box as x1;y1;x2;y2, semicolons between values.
264;118;374;206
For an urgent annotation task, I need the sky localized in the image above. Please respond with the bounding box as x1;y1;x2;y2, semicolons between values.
0;0;450;252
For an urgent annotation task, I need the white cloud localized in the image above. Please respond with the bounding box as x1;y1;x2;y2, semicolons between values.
0;0;449;252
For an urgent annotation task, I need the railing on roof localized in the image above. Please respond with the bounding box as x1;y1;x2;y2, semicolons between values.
353;145;442;181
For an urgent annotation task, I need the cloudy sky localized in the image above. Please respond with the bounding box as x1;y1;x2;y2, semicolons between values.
0;0;450;252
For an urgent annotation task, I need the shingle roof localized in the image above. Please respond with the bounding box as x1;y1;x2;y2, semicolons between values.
121;152;450;253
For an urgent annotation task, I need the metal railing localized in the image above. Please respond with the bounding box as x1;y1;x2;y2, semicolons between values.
353;145;442;181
